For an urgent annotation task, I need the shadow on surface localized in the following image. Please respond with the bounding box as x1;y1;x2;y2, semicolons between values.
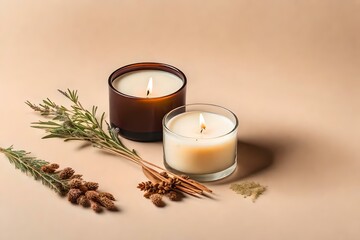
215;140;274;184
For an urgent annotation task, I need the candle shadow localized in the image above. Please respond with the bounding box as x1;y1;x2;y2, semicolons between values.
214;141;274;185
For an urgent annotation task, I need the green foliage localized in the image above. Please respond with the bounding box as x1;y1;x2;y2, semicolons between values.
26;89;139;159
0;146;69;194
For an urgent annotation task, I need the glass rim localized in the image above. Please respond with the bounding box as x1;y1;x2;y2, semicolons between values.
108;62;187;100
163;103;239;140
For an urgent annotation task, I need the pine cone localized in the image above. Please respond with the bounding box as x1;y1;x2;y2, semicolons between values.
68;188;82;203
150;194;164;207
137;181;153;191
84;182;99;191
138;180;177;194
68;178;82;188
99;192;116;201
49;163;60;170
41;165;55;173
168;191;180;201
59;167;75;179
168;177;182;186
98;196;117;211
77;195;90;207
85;190;99;201
90;200;102;213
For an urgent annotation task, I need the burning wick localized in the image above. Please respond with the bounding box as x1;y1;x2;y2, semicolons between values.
199;113;206;133
146;77;153;97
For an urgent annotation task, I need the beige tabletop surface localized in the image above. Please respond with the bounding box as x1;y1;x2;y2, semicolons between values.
1;1;360;239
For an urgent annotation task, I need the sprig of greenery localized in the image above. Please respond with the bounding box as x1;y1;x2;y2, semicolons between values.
26;90;138;160
26;89;212;197
0;146;69;194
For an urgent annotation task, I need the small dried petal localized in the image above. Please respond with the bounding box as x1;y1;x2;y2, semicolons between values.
99;192;116;201
150;194;164;207
59;167;75;179
85;190;99;201
98;196;117;211
77;195;90;207
68;188;82;203
41;165;55;173
90;200;102;213
84;182;99;191
68;178;82;188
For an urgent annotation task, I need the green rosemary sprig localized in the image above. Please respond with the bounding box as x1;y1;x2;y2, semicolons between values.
26;89;212;199
0;146;68;194
26;90;139;162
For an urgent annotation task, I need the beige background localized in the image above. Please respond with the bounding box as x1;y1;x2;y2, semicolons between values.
1;1;360;239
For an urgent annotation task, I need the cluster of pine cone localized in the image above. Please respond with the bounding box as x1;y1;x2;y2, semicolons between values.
41;163;117;213
137;172;183;207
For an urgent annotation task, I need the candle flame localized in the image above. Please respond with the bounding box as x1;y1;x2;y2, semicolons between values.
146;77;153;96
199;113;206;133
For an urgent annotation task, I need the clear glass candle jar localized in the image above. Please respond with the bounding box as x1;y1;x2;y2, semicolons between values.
163;104;238;181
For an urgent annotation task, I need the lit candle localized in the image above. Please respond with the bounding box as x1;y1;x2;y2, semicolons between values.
109;63;187;142
163;104;238;181
112;70;184;98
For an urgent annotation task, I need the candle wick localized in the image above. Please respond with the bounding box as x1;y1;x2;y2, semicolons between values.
200;127;205;134
146;90;150;97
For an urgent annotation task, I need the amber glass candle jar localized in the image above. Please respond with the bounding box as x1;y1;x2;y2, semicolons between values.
108;62;187;142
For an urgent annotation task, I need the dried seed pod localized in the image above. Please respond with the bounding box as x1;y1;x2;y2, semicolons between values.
85;190;99;201
99;192;116;201
59;167;75;179
137;181;153;191
77;195;90;207
79;184;89;193
68;178;82;188
84;181;99;191
41;165;55;173
68;188;82;203
150;194;164;207
168;191;180;201
98;196;117;211
49;163;60;170
90;200;102;213
143;191;152;199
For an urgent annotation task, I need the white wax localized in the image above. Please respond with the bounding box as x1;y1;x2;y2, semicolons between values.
164;111;237;174
112;70;183;98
